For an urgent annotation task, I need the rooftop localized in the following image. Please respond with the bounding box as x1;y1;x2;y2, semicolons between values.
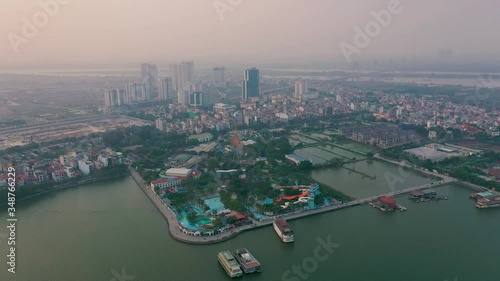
286;153;310;162
404;147;449;161
165;168;192;177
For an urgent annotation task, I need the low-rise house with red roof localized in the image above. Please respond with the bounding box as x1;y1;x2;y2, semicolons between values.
487;167;500;180
52;169;66;182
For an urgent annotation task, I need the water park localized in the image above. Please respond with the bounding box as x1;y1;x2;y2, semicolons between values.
172;197;254;234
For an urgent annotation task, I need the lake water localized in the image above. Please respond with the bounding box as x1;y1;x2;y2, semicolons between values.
0;166;498;281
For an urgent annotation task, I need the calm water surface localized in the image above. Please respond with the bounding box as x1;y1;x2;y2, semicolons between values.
0;167;498;281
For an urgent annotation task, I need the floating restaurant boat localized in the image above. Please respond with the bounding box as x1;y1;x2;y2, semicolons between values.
273;218;294;243
476;196;500;209
217;251;243;278
232;248;262;274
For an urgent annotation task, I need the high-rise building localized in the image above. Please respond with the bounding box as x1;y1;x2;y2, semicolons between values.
104;90;113;109
189;92;204;107
177;83;199;105
181;61;194;84
294;80;307;100
141;63;158;98
213;67;225;85
177;90;188;105
104;89;126;111
170;64;181;92
126;82;147;103
158;77;173;101
170;61;195;92
242;67;260;100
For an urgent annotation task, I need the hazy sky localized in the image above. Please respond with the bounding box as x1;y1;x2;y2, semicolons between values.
1;0;499;68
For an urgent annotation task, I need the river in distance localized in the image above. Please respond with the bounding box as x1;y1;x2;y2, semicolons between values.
0;161;498;281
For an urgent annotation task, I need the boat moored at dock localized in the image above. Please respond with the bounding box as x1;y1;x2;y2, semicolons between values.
218;251;243;278
232;248;262;274
273;218;294;242
475;197;500;209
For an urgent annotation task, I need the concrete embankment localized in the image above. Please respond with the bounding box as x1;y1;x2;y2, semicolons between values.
128;167;247;244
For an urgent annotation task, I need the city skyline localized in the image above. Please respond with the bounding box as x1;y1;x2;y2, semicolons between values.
1;1;500;281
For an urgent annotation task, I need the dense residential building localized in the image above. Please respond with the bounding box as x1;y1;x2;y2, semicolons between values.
126;82;147;103
340;124;420;148
158;77;173;101
294;80;307;100
156;119;167;131
181;60;195;85
242;68;260;100
104;89;126;111
170;61;195;92
189;92;204;107
78;160;94;175
141;63;159;97
213;67;225;85
170;63;182;92
213;103;237;113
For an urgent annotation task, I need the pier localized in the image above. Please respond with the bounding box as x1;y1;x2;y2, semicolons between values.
342;166;376;179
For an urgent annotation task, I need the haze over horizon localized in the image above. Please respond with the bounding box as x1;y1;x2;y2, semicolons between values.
1;0;499;70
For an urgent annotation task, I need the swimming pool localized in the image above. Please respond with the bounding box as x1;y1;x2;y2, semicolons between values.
196;218;212;225
177;211;202;231
263;198;274;205
247;206;270;220
191;205;205;215
204;197;225;213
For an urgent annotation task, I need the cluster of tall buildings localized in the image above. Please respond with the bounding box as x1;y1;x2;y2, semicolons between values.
104;62;192;111
170;61;197;105
104;89;127;109
104;63;161;111
104;82;151;111
126;82;148;102
105;63;263;111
